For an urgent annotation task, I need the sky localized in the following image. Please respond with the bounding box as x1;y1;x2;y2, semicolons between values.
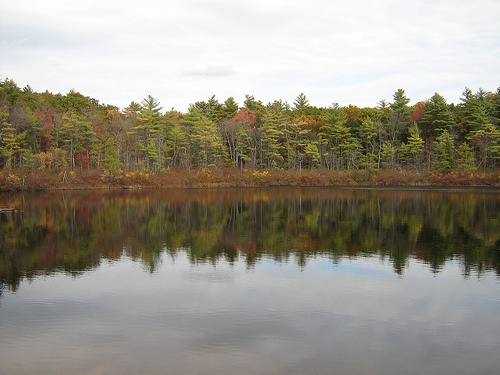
1;0;499;111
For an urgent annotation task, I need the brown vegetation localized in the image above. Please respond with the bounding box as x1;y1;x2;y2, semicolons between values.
1;168;498;191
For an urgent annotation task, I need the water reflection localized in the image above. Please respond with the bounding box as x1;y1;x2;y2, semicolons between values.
1;252;499;375
1;188;500;374
0;187;499;291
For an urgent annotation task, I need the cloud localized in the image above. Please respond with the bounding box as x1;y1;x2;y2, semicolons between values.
183;63;236;77
0;0;499;110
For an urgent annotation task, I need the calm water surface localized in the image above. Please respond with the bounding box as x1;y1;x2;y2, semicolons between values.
0;188;499;375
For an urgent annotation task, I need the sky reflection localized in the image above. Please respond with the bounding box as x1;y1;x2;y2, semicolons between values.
1;251;499;375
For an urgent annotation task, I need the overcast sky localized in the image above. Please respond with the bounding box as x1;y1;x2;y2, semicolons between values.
1;0;499;111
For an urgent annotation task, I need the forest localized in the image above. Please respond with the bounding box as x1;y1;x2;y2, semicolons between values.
0;78;499;189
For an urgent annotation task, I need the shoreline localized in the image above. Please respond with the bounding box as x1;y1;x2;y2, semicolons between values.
1;168;499;192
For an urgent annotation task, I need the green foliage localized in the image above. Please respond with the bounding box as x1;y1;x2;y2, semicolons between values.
293;93;310;112
0;111;28;170
318;104;358;170
433;130;455;173
380;141;397;169
260;103;287;168
221;97;239;119
191;95;222;123
358;117;381;172
128;96;165;170
219;118;253;168
303;141;320;168
386;89;411;143
1;78;499;179
456;87;490;139
60;111;96;169
399;123;424;169
420;93;455;138
180;109;225;168
468;123;500;169
163;121;189;168
456;142;477;174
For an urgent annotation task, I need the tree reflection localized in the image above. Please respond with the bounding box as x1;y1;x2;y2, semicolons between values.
1;188;499;291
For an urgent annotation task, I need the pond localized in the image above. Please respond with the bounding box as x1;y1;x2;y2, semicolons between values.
1;187;499;374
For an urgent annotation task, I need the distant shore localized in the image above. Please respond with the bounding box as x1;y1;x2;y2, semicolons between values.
1;168;499;191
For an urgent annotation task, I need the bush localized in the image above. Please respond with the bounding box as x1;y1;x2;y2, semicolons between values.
0;172;22;191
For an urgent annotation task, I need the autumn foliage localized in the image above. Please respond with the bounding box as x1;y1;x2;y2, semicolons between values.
1;79;499;190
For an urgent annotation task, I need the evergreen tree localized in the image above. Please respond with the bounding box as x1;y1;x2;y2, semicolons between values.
420;93;455;139
399;123;424;170
1;77;500;179
318;104;358;169
260;103;287;168
433;130;455;173
284;118;311;171
164;121;189;168
386;89;411;143
293;93;310;112
192;95;222;123
60;111;95;169
243;95;266;127
130;96;164;170
468;123;500;170
380;141;396;169
221;97;239;119
358;117;379;172
491;87;500;125
456;87;489;139
0;111;26;170
303;141;320;169
180;108;225;168
102;138;121;171
456;142;477;174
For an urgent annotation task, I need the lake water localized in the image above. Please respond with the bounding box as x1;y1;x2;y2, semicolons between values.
1;187;499;375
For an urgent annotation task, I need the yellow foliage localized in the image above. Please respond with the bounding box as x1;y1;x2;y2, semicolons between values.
252;170;269;181
5;174;22;188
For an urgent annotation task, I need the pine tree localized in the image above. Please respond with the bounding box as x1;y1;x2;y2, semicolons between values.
380;141;396;169
386;89;411;143
0;111;26;170
180;109;225;168
457;87;489;140
220;97;239;119
318;104;358;169
284;118;311;171
399;123;424;170
60;111;95;169
456;142;477;174
358;117;379;172
433;130;455;173
260;103;287;168
164;122;189;168
129;95;164;170
491;87;500;125
468;123;500;170
420;93;455;139
293;93;310;112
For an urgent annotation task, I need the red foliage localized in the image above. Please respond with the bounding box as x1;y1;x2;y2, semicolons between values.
75;152;93;169
34;107;57;151
232;109;257;127
410;101;425;124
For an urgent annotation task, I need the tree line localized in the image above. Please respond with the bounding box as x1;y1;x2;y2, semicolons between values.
1;78;499;176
